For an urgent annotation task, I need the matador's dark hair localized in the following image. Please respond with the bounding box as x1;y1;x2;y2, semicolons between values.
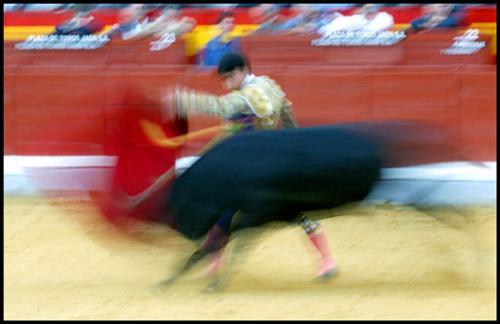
217;52;251;75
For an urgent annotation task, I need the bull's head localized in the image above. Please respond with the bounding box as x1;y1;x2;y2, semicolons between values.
92;82;225;240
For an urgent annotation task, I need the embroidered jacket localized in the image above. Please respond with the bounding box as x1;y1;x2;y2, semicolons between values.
174;74;297;133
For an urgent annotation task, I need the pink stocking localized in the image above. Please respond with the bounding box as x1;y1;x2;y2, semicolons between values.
203;249;224;278
308;227;337;276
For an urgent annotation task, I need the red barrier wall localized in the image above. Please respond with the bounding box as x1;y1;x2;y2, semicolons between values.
3;65;496;161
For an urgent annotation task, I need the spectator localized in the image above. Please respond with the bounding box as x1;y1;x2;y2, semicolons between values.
106;3;150;40
199;4;238;9
198;11;242;67
4;4;25;11
409;4;465;32
281;4;336;35
21;3;71;11
318;4;394;35
357;4;395;31
235;4;260;8
137;6;197;38
93;4;130;10
250;4;292;33
52;4;104;36
308;4;357;10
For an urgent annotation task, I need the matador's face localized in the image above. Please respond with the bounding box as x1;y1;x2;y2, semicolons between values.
220;67;248;91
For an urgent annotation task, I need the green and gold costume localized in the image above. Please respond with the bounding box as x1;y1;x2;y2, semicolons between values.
174;74;297;133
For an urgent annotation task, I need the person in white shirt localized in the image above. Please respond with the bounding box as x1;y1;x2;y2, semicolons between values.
319;4;394;35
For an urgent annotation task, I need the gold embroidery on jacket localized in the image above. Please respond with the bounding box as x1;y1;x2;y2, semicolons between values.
175;75;296;131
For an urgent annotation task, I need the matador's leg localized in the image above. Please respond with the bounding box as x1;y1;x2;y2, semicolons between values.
205;220;262;293
298;213;337;278
201;208;237;278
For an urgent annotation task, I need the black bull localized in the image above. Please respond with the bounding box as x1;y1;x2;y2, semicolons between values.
161;121;463;241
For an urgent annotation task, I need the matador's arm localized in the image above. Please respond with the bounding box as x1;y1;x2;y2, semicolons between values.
172;86;273;120
280;99;298;129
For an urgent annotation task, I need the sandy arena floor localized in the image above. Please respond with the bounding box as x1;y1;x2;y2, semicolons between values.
4;196;497;320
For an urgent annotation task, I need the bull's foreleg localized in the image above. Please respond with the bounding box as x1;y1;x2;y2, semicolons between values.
298;213;338;279
148;246;211;292
149;222;230;291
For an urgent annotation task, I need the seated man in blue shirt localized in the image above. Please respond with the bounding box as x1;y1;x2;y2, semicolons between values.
198;11;242;67
410;4;465;32
53;4;104;36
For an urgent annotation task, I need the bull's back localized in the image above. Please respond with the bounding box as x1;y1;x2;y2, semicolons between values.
166;125;381;239
230;126;380;214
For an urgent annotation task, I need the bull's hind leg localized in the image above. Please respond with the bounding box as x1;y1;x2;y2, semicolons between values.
298;213;337;279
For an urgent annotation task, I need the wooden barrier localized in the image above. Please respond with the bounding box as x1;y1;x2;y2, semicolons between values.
4;29;496;67
241;35;406;65
11;65;106;154
241;31;496;66
3;38;188;65
402;30;495;65
460;65;497;160
3;64;496;160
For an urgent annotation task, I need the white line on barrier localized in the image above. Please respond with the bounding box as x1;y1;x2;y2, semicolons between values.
3;155;497;181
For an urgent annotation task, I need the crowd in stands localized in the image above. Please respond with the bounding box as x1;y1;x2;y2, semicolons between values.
317;4;395;34
4;3;493;11
104;4;196;39
5;3;495;66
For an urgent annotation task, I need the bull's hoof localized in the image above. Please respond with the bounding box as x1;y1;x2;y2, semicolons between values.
146;277;177;293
